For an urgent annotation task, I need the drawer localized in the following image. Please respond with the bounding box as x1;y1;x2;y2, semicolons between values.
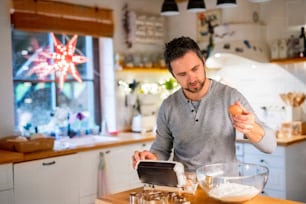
244;144;285;157
262;188;286;199
244;154;285;169
0;164;13;191
265;167;286;191
235;143;244;156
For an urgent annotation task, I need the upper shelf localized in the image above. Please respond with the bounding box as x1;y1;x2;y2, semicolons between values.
116;67;168;72
271;57;306;64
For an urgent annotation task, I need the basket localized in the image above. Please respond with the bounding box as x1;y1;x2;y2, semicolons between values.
0;136;55;153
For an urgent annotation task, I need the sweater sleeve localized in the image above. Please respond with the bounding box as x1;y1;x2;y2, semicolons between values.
150;100;174;160
234;89;277;154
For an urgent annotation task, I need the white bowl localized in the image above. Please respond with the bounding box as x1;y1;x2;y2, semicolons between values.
196;162;269;203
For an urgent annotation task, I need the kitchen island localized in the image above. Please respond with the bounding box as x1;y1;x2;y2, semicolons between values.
96;187;303;204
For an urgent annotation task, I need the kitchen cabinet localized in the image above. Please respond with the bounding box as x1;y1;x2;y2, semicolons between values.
13;154;79;204
235;143;244;162
0;163;13;204
243;141;306;203
79;141;152;204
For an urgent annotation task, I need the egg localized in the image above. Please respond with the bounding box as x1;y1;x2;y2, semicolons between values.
228;104;243;115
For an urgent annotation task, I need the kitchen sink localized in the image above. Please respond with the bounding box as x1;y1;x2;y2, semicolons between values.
54;135;119;150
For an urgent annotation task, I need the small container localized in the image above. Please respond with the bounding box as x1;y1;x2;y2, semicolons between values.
129;192;137;204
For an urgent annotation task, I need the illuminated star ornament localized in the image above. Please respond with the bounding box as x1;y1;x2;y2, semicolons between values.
27;33;88;90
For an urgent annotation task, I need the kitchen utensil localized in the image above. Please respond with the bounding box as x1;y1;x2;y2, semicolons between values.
280;92;306;107
196;162;269;203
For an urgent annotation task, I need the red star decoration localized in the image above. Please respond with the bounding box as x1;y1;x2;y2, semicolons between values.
27;33;88;90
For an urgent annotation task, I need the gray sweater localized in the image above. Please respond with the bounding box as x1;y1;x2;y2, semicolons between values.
150;79;276;172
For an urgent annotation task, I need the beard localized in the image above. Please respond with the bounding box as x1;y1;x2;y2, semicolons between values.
183;79;205;93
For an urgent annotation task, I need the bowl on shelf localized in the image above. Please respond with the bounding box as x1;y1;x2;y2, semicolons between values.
196;162;269;203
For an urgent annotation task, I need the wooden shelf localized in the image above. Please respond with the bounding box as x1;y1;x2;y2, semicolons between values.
271;57;306;64
116;67;168;72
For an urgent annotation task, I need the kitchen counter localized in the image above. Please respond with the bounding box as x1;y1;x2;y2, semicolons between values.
1;132;306;164
0;132;155;164
0;149;23;164
96;187;303;204
237;135;306;146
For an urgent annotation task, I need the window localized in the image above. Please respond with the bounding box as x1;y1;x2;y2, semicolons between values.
12;30;101;136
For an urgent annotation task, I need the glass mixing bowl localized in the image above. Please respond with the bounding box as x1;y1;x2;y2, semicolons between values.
196;162;269;203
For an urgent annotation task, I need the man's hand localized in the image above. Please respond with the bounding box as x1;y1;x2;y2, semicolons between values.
132;150;158;169
230;101;264;143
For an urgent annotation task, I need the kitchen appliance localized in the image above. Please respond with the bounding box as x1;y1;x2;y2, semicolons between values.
132;160;198;203
131;114;156;133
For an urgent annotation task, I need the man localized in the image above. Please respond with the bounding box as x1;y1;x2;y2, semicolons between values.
132;36;276;173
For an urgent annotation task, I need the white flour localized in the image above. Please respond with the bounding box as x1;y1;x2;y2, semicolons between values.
208;183;260;202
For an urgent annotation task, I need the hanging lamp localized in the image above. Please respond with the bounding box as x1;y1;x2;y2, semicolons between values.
187;0;206;12
216;0;237;8
161;0;179;16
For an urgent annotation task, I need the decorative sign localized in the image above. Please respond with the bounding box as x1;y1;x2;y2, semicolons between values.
196;9;222;42
27;33;88;90
129;11;165;44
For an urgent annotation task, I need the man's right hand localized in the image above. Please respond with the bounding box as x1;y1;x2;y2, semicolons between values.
132;150;158;169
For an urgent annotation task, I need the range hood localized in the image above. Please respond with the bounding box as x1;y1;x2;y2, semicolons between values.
204;23;270;68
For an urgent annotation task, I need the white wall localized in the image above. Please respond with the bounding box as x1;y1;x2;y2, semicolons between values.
166;0;306;131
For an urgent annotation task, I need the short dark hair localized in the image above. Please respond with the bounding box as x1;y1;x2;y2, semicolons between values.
164;36;204;74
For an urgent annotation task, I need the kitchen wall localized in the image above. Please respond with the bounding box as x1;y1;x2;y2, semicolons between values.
166;0;306;130
0;0;305;135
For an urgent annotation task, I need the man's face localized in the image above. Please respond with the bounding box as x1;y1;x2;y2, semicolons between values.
170;51;206;94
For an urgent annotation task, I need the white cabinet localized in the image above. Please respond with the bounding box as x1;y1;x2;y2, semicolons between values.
0;164;13;204
14;154;79;204
79;141;152;204
235;143;244;162
243;141;306;203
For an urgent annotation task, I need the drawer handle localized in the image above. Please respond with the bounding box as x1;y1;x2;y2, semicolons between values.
105;150;111;154
42;161;56;166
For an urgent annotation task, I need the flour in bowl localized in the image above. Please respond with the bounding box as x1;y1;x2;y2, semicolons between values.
208;183;260;202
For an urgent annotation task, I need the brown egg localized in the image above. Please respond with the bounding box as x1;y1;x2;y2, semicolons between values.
228;104;243;115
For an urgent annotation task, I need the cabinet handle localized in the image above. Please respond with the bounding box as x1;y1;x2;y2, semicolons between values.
142;143;146;147
42;161;56;166
105;150;111;154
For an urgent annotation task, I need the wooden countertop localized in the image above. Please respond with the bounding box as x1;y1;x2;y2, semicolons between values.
96;187;303;204
0;132;155;164
237;135;306;146
0;150;23;164
1;132;306;164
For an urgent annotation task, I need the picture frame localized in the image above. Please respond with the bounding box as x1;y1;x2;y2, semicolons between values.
196;9;222;42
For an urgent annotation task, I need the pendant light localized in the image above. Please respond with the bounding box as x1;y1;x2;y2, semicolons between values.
161;0;179;16
187;0;206;12
216;0;237;8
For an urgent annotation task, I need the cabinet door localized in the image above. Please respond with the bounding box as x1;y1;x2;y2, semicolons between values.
0;163;13;204
235;143;244;162
0;190;13;204
103;141;153;194
128;142;153;189
14;154;79;204
78;141;153;203
79;149;101;204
